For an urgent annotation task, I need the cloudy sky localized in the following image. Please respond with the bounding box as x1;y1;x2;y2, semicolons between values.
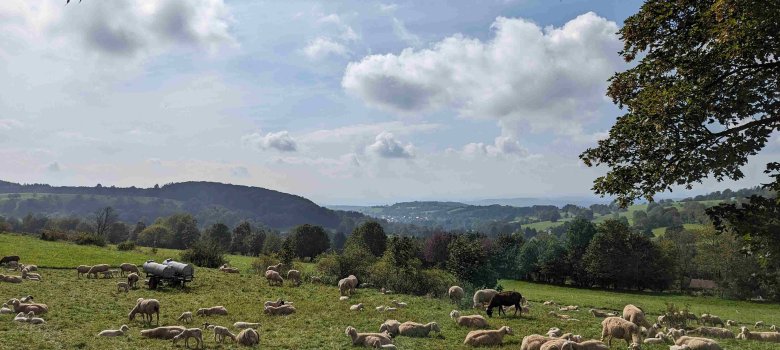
0;0;776;205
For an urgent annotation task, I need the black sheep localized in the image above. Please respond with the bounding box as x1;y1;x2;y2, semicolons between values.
0;255;19;266
486;291;524;317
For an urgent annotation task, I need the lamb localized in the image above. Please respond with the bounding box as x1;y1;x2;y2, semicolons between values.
19;264;37;271
449;286;465;305
0;274;23;283
543;300;557;306
196;306;228;316
644;323;662;338
699;314;724;327
119;263;139;276
559;305;579;311
472;289;498;308
20;295;33;303
129;298;160;325
233;322;261;329
177;311;193;323
391;300;407;308
675;336;722;350
755;321;765;328
345;326;393;347
725;320;737;327
549;311;577;320
172;327;203;349
126;273;139;289
14;312;29;322
219;264;240;273
117;282;130;293
350;303;365;311
204;323;236;343
76;265;92;278
340;296;350;301
736;326;780;342
21;268;42;281
463;326;513;346
266;262;283;272
265;270;283;286
559;333;583;342
623;304;651;328
450;310;489;328
486;291;524;317
590;309;612;318
643;337;666;344
98;325;130;337
379;320;401;336
8;299;48;314
520;334;555;350
398;321;440;337
547;328;562;337
287;269;302;286
263;304;296;316
569;340;610;350
264;299;288;308
86;264;110;279
140;326;186;339
668;328;687;340
601;316;641;347
236;328;260;346
0;303;13;314
26;311;45;324
688;326;734;339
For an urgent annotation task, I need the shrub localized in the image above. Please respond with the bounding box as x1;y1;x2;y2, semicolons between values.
116;240;136;251
661;303;694;329
40;229;70;242
251;254;280;274
180;239;226;268
75;233;106;247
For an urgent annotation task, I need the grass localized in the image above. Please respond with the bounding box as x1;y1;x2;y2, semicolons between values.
1;232;779;349
651;223;707;237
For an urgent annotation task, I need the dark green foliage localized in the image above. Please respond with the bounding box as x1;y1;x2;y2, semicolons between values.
204;223;231;251
331;232;346;252
137;224;171;248
350;221;387;257
317;239;376;280
75;232;106;247
490;233;524;280
244;230;266;256
230;221;252;254
106;222;130;244
262;232;283;254
446;234;497;289
116;240;136;251
180;239;226;268
289;224;330;259
565;218;597;286
279;236;295;265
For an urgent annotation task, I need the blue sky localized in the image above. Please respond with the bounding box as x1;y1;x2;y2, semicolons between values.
0;0;776;205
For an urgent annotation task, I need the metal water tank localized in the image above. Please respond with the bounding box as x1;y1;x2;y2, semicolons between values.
143;260;174;279
163;258;194;277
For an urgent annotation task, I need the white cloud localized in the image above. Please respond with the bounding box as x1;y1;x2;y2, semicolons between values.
46;162;61;172
303;37;348;60
0;119;23;130
367;131;415;158
392;17;421;47
242;130;298;152
343;12;623;137
300;121;440;144
378;3;398;13
316;13;359;42
463;136;530;158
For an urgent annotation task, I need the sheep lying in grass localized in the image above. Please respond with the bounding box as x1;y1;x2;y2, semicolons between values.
76;265;92;278
383;306;397;312
449;286;465;305
755;321;765;328
21;269;42;281
0;274;23;283
546;328;562;338
86;264;110;279
601;316;641;347
233;322;260;329
127;273;139;289
699;314;725;327
219;264;240;273
391;300;407;308
265;270;283;286
450;310;488;328
688;326;734;339
140;326;185;339
725;320;737;327
675;336;722;350
8;299;48;314
264;299;291;308
590;309;612;318
543;301;556;306
736;326;780;342
129;298;160;325
376;305;385;311
559;305;579;312
558;333;582;342
287;269;301;286
236;328;260;346
26;311;45;324
379;320;401;336
668;328;687;340
769;325;777;331
264;304;296;316
643;336;667;345
520;334;554;350
623;304;651;328
177;312;193;323
398;321;440;337
340;296;350;301
350;303;365;311
196;306;228;316
117;282;129;293
119;263;139;276
13;312;28;322
567;340;610;350
203;322;236;343
464;326;513;346
345;326;393;347
472;289;498;308
98;325;130;337
267;262;283;272
548;311;578;321
0;303;13;314
172;327;203;349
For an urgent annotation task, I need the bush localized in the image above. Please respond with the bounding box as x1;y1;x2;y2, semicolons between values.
75;233;106;247
116;240;136;251
180;239;226;268
251;254;279;274
40;229;70;242
661;303;695;329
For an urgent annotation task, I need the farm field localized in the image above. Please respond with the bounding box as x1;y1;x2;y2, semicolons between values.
1;232;779;349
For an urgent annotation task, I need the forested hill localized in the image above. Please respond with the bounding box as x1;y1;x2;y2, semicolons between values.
0;180;351;230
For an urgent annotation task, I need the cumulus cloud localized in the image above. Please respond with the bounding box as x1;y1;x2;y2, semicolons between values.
462;136;529;158
367;132;415;158
342;12;623;136
242;130;298;152
300;121;440;144
392;17;421;47
303;37;348;60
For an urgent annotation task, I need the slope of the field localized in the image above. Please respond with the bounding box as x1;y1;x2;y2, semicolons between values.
1;232;778;349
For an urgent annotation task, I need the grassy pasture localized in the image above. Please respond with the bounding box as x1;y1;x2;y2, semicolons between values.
1;232;778;349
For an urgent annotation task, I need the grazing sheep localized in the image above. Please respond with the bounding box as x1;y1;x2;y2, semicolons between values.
21;268;42;281
345;326;393;347
546;328;562;337
737;326;780;342
236;328;260;346
204;323;236;343
675;336;722;350
129;298;160;325
486;291;524;317
287;269;302;286
569;340;610;350
0;303;13;314
623;304;651;328
520;334;554;350
590;309;611;318
8;299;48;314
0;274;23;283
196;306;228;316
472;289;498;308
449;286;465;305
264;299;288;308
119;263;139;276
98;325;130;337
340;296;350;301
86;264;110;279
755;321;765;328
19;264;37;272
451;310;489;328
463;326;513;346
172;327;203;349
219;264;240;273
177;311;193;323
391;300;407;308
117;282;130;293
263;304;296;316
345;275;359;292
379;320;401;336
25;311;45;324
14;312;28;322
350;303;365;311
688;327;734;339
668;328;687;340
126;273;139;289
699;314;725;327
601;316;641;347
140;326;186;339
233;322;260;329
266;262;283;272
265;270;283;286
339;278;352;296
76;265;92;278
398;321;440;337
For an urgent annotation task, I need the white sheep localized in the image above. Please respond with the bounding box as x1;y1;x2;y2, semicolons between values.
391;300;407;308
266;262;283;272
287;269;302;286
219;264;240;273
13;312;28;322
264;304;296;316
350;303;365;311
98;325;130;337
770;325;777;331
539;338;570;350
25;311;45;324
379;320;401;336
236;328;260;346
233;322;260;329
601;316;641;347
688;326;734;339
547;328;562;337
755;321;765;328
668;328;687;340
590;309;611;318
345;326;393;347
129;298;160;325
86;264;110;279
675;336;722;350
117;282;129;293
177;311;193;323
140;326;185;339
345;275;358;293
398;321;440;337
543;300;557;306
383;306;397;312
737;326;780;342
623;304;651;328
8;299;48;314
376;305;385;311
0;303;13;314
520;334;554;350
21;268;42;281
205;323;236;343
340;296;350;301
725;320;737;327
568;340;610;350
264;299;289;308
560;305;579;311
450;310;488;328
127;273;140;289
339;277;353;296
265;270;284;286
472;289;498;308
464;326;513;346
172;327;203;349
76;265;92;278
644;337;666;344
699;314;724;327
20;295;33;303
119;263;139;276
196;306;228;316
19;264;37;272
449;286;465;305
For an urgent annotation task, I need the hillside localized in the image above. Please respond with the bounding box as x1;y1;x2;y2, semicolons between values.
0;180;353;230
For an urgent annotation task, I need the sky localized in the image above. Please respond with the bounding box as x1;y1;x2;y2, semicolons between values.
0;0;777;205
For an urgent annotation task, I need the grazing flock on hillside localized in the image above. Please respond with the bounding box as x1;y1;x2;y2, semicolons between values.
2;255;780;348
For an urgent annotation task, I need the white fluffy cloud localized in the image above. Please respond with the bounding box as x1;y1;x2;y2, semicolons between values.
462;136;529;158
367;132;415;158
303;37;348;60
342;12;623;136
242;131;298;152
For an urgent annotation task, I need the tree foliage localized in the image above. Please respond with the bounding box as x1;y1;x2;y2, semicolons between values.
350;221;388;257
289;224;331;259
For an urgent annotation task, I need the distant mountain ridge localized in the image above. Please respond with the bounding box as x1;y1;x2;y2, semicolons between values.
465;196;612;208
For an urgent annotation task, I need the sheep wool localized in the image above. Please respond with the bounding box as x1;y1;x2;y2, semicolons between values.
464;326;513;347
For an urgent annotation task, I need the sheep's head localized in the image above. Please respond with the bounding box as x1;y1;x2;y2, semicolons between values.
120;325;129;332
486;307;493;317
345;326;357;338
429;322;441;333
379;323;389;333
628;342;641;350
450;310;460;319
500;326;513;335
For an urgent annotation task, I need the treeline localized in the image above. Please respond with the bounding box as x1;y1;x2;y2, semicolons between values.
681;186;775;202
